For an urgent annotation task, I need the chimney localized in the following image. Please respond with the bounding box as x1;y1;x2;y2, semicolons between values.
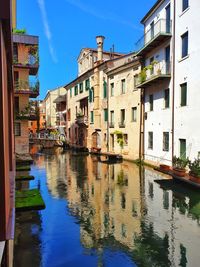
96;36;105;61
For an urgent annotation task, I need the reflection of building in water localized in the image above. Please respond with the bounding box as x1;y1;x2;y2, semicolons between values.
67;156;143;251
144;168;200;267
66;154;200;266
14;211;42;267
45;149;68;198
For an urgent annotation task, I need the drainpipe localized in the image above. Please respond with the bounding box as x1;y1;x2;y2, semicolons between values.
171;0;176;161
107;75;109;152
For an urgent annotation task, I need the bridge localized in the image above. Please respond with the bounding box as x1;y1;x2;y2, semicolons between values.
30;137;65;148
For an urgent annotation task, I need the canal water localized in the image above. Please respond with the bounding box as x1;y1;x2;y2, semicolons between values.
14;148;200;267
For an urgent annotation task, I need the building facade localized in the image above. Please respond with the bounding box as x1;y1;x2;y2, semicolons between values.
0;1;15;266
135;0;200;165
13;33;39;155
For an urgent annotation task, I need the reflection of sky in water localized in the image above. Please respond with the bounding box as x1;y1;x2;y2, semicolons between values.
14;149;200;267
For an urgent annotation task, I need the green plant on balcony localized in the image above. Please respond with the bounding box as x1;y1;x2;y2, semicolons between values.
114;130;124;154
76;111;84;118
13;28;26;34
189;159;200;178
139;69;147;83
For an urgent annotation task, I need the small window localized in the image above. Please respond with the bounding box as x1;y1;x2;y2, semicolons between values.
121;79;126;94
181;31;188;58
90;111;94;124
124;134;128;145
104;109;108;122
110;83;114;96
103;81;107;98
110;111;114;124
79;83;83;93
85;79;90;91
131;107;137;122
134;75;138;88
149;94;154;111
163;132;169;151
15;96;19;113
182;0;189;11
89;87;94;103
14;122;21;136
164;89;170;108
179;139;186;159
148;132;153;149
180;83;187;106
70;88;72;97
74;85;78;96
120;109;125;123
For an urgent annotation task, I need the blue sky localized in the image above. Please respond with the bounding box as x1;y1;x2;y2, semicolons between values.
17;0;156;99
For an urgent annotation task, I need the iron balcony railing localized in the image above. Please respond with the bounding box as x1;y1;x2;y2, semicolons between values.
135;19;172;52
76;115;89;125
13;54;39;66
119;121;126;128
109;122;115;128
14;80;39;95
136;61;171;87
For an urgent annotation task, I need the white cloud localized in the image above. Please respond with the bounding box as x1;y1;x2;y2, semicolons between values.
37;0;58;63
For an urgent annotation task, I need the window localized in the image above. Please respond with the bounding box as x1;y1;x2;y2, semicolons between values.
85;79;90;91
124;134;128;145
14;122;21;136
90;111;94;124
150;57;154;75
164;89;170;108
150;21;154;39
134;75;138;88
180;83;187;106
89;87;94;103
182;0;189;11
121;79;126;94
163;132;169;151
110;83;114;96
181;31;188;58
131;107;137;122
120;109;125;124
79;83;83;93
104;109;108;122
67;109;71;121
15;97;19;113
110;111;114;126
148;132;153;149
149;94;154;111
74;85;78;96
103;81;107;98
70;88;72;97
179;139;186;159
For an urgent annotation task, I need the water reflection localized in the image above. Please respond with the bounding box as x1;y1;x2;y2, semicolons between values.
14;149;200;267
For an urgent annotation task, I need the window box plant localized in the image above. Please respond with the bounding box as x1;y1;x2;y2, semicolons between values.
172;156;189;177
189;159;200;184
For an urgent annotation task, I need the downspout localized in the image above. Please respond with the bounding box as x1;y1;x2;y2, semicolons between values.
107;75;109;152
171;0;176;161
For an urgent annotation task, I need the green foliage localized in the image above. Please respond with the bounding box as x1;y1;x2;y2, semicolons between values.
172;156;189;170
113;130;124;149
13;28;26;34
139;69;147;83
189;158;200;178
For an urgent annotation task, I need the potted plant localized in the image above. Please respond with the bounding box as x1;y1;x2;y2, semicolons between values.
189;159;200;184
172;156;189;177
159;164;170;172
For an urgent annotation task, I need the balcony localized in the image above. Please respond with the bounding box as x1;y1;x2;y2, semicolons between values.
14;80;39;98
109;122;115;128
119;121;126;128
13;54;39;75
136;19;172;56
136;61;171;88
76;115;89;127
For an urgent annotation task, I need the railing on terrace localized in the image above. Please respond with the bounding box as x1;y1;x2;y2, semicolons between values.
136;61;171;87
13;54;39;66
119;121;126;128
135;19;172;52
76;115;88;125
14;80;39;94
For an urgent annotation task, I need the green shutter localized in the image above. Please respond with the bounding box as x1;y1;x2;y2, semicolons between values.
104;109;108;121
181;83;187;106
103;81;107;98
180;139;186;159
91;111;94;123
85;79;90;91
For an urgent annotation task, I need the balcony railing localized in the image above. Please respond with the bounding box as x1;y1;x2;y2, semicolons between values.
13;53;39;75
76;115;88;126
119;121;126;128
135;19;172;55
136;61;171;88
109;122;115;128
14;80;39;97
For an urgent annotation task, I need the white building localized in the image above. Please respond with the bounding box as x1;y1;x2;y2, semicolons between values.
136;0;200;165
